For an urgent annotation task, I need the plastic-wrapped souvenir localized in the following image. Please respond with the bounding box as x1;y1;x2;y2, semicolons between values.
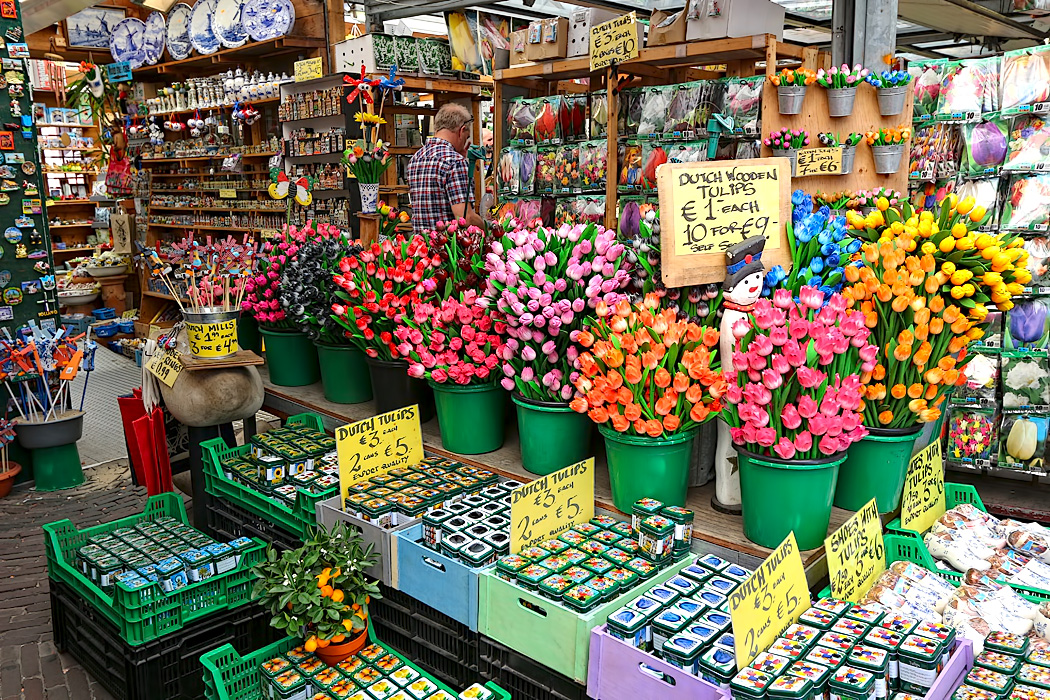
540;196;556;227
1001;174;1050;231
618;141;644;191
946;407;998;470
951;352;1000;406
555;143;579;194
493;198;517;224
590;91;608;140
619;88;642;136
664;83;701;139
665;141;707;163
534;96;562;145
554;196;582;226
695;81;724;138
517;197;542;224
909;179;956;213
641;142;668;191
724;76;763;135
734;140;761;159
999;413;1049;474
507;98;537;144
535;147;557;195
578;195;605;224
1005;116;1050;171
937;57;1001;118
956;177;1001;229
559;94;587;142
497;148;521;194
976;310;1004;350
1005;297;1050;350
1001;352;1050;408
910;59;947;121
578;140;607;192
960;118;1009;176
1000;46;1050;113
518;147;537;195
637;86;671;137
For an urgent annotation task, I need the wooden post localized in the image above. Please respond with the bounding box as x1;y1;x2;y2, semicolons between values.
765;36;777;78
604;66;618;232
802;46;819;72
471;98;482;207
358;213;379;248
492;75;504;170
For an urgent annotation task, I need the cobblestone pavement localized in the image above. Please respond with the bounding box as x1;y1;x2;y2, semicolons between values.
0;460;189;700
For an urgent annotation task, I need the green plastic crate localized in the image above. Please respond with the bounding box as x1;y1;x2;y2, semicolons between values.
43;492;266;646
200;412;337;543
478;555;692;684
200;624;512;700
885;482;985;535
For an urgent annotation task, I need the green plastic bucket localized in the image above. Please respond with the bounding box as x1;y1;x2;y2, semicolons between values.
834;426;923;513
33;443;84;492
314;342;373;404
259;328;320;387
430;381;507;454
237;315;261;355
512;394;592;476
737;447;845;550
601;425;697;512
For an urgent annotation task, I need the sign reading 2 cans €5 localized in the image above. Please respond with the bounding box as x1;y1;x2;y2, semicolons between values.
336;405;423;503
510;458;594;553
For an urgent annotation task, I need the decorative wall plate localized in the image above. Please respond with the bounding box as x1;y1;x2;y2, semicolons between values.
4;226;21;242
189;0;220;55
143;12;166;64
212;0;248;48
3;287;21;304
241;0;294;42
20;161;33;174
109;17;148;69
166;3;193;60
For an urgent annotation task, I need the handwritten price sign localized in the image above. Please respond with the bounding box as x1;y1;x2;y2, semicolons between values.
336;405;423;501
729;532;809;667
510;458;594;553
294;57;323;82
901;441;945;534
145;350;183;388
589;12;640;72
795;148;843;177
186;318;238;358
825;498;885;603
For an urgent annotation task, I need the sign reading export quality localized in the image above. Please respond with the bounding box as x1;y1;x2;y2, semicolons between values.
336;405;423;501
510;458;594;553
589;12;640;72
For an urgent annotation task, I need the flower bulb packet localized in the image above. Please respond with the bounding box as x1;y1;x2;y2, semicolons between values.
946;406;998;470
1001;351;1050;409
1023;235;1050;290
578;140;607;192
951;351;999;406
1000;46;1050;115
534;96;562;146
507;97;537;145
1004;297;1050;351
555;144;580;194
664;82;702;140
999;413;1049;475
1001;174;1050;231
1005;116;1050;172
956;177;1002;231
724;76;763;135
636;85;672;138
589;91;608;140
961;118;1009;176
910;59;947;122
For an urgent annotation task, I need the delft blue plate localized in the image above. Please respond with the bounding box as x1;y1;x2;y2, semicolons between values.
166;3;193;60
189;0;220;55
241;0;295;43
109;17;148;69
212;0;248;48
142;12;166;65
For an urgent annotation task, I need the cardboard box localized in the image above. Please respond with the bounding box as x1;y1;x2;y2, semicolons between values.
509;29;529;66
567;7;622;57
686;0;785;41
648;3;690;47
525;17;568;62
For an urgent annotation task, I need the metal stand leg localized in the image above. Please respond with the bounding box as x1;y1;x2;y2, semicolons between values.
187;424;221;533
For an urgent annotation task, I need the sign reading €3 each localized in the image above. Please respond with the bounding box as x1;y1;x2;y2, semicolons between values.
510;458;594;553
901;441;946;534
336;405;423;503
825;498;886;603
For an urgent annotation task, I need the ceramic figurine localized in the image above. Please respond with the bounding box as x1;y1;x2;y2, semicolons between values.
713;236;767;515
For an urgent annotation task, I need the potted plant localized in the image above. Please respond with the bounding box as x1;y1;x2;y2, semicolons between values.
332;234;440;419
398;291;508;454
840;195;1031;512
866;125;912;174
283;222;370;404
769;68;815;115
866;68;913;116
723;287;877;549
0;419;20;498
570;295;725;510
481;218;631;475
816;64;868;117
252;522;381;666
242;225;320;387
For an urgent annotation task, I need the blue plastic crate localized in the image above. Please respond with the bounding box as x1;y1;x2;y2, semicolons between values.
394;522;483;631
118;320;135;333
92;307;117;320
95;324;120;338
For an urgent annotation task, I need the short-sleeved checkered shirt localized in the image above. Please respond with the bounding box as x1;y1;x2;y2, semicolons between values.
406;136;473;234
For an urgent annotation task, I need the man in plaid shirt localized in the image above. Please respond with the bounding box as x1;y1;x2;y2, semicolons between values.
407;103;485;233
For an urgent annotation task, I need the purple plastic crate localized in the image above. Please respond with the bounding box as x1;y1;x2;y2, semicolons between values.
926;638;974;700
586;625;729;700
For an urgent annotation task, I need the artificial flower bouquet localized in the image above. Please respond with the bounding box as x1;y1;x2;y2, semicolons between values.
481;219;631;403
816;64;868;89
397;290;507;385
426;217;493;297
865;69;913;89
768;68;816;87
569;295;725;437
865;125;912;147
765;127;810;151
341;66;390;184
283;221;362;344
723;288;877;459
331;234;441;360
242;224;305;329
817;132;864;148
342;136;390;184
843;195;1031;427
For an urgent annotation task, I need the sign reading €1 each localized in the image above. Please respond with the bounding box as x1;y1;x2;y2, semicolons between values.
825;498;886;603
729;532;809;667
901;441;946;534
336;406;423;502
294;57;324;82
794;147;843;177
657;158;791;287
510;458;595;553
185;318;238;358
219;188;237;199
145;350;183;388
589;12;640;72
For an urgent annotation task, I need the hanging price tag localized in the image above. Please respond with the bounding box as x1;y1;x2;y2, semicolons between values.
145;350;182;388
730;532;809;667
336;405;423;501
900;441;945;534
510;458;594;553
795;148;843;177
825;498;886;603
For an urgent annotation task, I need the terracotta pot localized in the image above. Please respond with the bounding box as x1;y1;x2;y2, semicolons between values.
0;462;20;498
314;624;369;666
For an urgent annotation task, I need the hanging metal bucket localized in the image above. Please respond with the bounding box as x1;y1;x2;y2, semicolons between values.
826;87;857;117
877;86;909;116
840;146;856;175
772;148;798;176
184;307;241;359
777;85;807;115
872;144;905;174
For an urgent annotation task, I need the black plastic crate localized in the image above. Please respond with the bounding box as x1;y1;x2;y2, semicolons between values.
372;586;479;672
371;615;479;690
50;577;281;700
205;493;302;551
381;586;472;638
478;635;588;700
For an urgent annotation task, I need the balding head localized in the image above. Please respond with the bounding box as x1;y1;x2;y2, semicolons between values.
434;103;473;155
